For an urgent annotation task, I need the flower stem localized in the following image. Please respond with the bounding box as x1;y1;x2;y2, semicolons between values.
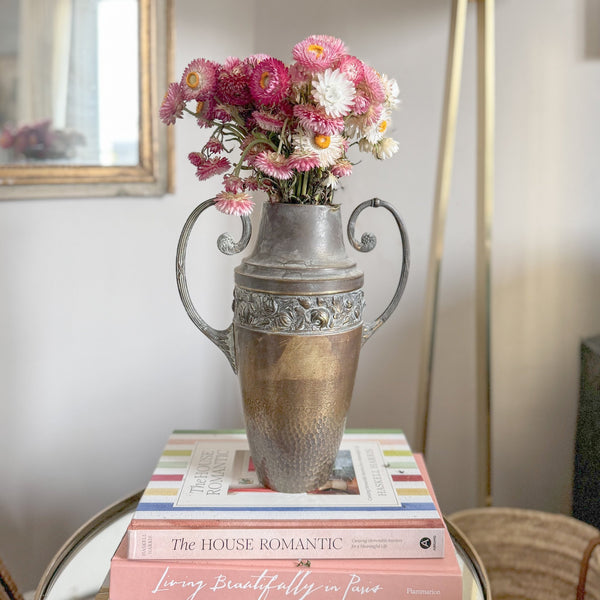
232;136;278;177
277;118;290;154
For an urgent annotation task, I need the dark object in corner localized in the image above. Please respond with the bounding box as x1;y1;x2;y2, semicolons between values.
573;334;600;529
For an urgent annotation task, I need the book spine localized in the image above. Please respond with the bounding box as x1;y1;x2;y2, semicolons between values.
127;527;444;560
109;560;462;600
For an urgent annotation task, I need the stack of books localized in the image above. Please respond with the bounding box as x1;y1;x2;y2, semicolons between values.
105;430;464;599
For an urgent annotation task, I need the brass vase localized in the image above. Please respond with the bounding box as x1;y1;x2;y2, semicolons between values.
176;200;409;493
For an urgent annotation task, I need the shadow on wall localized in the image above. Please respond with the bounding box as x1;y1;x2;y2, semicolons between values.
348;310;421;437
0;518;24;593
0;500;86;594
349;255;482;514
492;253;600;514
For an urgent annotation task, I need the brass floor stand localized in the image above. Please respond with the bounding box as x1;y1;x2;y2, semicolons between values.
415;0;495;508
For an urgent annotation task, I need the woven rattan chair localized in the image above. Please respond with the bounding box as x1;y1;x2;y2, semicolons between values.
0;557;24;600
448;507;600;600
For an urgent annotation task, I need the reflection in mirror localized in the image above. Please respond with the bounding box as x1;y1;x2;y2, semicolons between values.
0;0;172;198
1;0;139;166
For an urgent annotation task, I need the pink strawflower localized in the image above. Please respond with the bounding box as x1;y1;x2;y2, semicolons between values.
215;191;255;216
292;35;347;71
193;98;218;127
240;134;270;164
213;103;233;122
223;173;260;193
243;176;259;191
331;159;353;177
338;55;364;84
279;101;294;119
293;104;344;135
252;110;286;132
254;151;294;179
195;156;231;180
180;58;217;101
362;102;384;128
223;174;245;193
160;82;186;125
289;150;321;172
204;137;224;153
245;54;271;68
288;63;310;88
188;151;203;167
194;97;233;126
216;58;252;106
352;66;385;117
358;64;386;104
223;56;241;70
352;93;371;115
347;103;384;137
249;58;291;106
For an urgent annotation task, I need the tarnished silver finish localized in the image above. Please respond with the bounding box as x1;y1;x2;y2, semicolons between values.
233;288;365;334
234;203;364;295
348;198;411;344
175;200;410;492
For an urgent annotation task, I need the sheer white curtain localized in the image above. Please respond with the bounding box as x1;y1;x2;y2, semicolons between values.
16;0;72;127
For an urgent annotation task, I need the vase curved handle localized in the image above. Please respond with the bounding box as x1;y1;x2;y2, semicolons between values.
347;198;410;345
175;199;252;373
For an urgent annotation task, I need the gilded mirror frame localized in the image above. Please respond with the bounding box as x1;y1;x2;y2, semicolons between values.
0;0;173;199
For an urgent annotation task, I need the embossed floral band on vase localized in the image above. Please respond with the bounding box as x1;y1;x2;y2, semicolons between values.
164;35;410;492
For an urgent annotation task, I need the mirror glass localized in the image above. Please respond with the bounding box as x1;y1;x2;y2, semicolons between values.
0;0;172;198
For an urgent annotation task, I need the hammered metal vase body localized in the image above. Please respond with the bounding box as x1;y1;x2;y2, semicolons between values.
233;204;365;492
176;199;409;493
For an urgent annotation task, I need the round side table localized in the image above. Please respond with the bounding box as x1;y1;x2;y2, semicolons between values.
35;491;491;600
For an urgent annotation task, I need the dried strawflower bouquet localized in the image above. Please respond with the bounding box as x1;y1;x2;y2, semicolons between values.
160;34;400;216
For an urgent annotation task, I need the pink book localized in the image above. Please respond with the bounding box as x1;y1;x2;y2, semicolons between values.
125;431;446;560
109;456;463;600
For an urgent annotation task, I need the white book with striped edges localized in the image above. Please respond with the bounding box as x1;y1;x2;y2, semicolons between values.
126;430;447;560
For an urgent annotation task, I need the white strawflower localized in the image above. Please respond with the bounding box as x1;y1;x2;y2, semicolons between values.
358;137;374;153
373;137;399;160
326;172;339;189
344;115;365;139
293;129;345;168
381;73;401;110
311;69;356;118
365;110;392;145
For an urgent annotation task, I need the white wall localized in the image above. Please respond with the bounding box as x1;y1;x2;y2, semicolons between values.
1;0;599;591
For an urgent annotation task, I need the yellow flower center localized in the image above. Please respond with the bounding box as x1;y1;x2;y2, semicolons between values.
378;120;388;133
195;101;204;114
186;71;200;89
308;44;324;58
314;134;331;149
260;71;270;89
